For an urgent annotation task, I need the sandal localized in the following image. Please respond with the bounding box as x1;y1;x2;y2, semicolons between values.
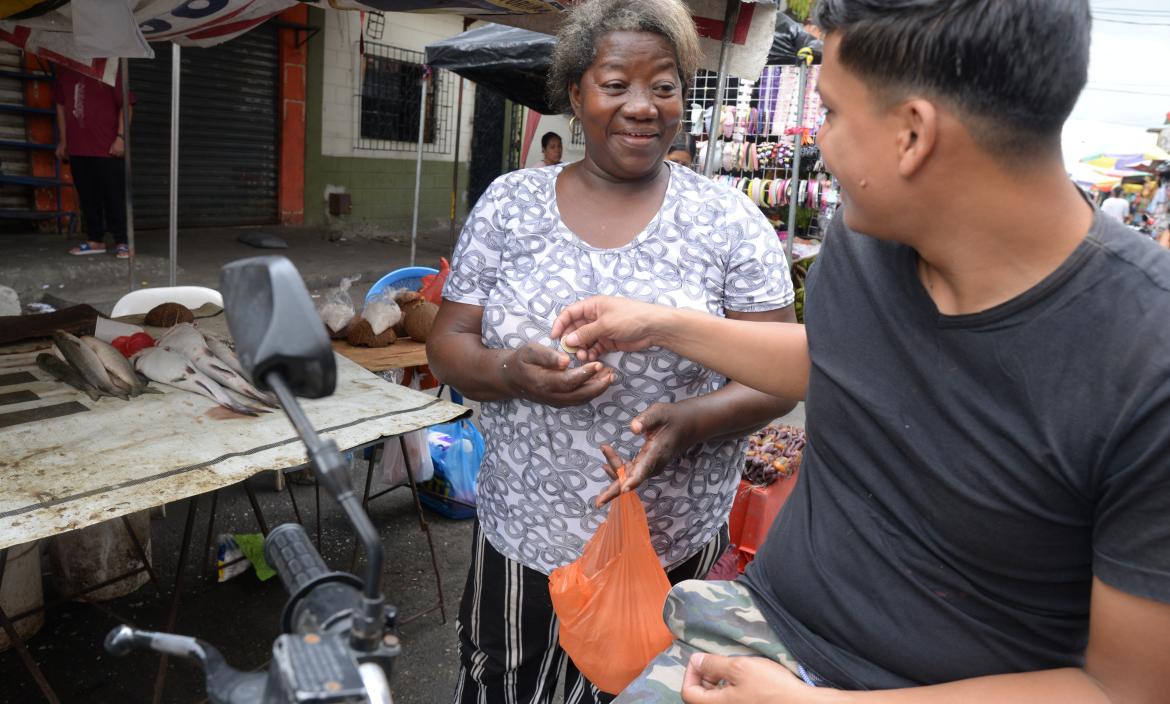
69;242;106;256
115;244;130;259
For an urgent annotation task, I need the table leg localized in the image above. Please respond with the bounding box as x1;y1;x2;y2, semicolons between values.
361;443;378;511
152;497;198;704
201;490;220;586
243;480;271;536
400;434;447;625
284;472;303;526
349;448;379;574
0;548;61;703
314;477;322;550
121;515;163;597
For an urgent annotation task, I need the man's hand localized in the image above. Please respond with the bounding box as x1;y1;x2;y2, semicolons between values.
55;142;66;161
595;401;698;506
682;653;826;704
108;135;125;157
501;341;615;408
551;296;667;363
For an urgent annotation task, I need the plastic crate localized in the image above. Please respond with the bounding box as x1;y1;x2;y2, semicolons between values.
729;467;800;573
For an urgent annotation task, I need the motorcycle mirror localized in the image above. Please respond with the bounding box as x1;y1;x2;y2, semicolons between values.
219;256;336;399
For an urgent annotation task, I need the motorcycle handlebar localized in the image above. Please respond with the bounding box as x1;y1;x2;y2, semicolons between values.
265;523;329;596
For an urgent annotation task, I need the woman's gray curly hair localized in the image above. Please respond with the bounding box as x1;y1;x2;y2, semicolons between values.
547;0;701;115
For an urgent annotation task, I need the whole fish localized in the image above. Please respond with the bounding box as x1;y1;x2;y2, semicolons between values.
80;335;159;396
204;335;247;378
36;352;103;402
159;324;276;407
133;347;264;416
53;330;129;400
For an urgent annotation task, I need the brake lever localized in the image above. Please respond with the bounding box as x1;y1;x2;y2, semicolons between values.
105;626;266;703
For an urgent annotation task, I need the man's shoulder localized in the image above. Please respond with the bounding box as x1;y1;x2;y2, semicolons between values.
1089;215;1170;291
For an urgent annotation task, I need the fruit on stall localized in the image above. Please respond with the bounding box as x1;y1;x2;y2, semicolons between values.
743;424;805;486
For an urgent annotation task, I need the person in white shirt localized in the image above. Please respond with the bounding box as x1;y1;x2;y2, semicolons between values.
1100;186;1130;223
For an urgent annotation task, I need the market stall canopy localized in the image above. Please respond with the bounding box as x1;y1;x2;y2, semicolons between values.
0;0;296;82
425;23;555;114
1068;162;1149;191
1080;148;1170;173
441;0;781;82
426;8;817;115
2;0;778;84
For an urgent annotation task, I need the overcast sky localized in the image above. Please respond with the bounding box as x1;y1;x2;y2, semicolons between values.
1062;0;1170;161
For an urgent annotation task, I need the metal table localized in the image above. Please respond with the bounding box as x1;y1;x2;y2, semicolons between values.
0;326;466;703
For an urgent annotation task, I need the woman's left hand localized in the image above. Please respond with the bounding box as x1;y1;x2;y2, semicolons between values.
681;653;827;704
596;401;697;507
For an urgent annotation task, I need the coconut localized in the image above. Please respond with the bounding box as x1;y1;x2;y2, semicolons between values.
403;301;439;342
346;318;398;347
143;302;195;327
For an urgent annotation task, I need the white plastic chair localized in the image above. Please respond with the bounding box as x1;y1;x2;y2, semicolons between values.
111;286;223;318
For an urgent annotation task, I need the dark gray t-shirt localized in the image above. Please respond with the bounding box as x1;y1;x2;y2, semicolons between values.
742;209;1170;689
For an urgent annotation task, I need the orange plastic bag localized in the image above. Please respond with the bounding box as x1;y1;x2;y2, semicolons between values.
548;471;673;694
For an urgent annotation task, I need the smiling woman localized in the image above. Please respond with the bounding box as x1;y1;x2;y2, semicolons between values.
425;1;798;701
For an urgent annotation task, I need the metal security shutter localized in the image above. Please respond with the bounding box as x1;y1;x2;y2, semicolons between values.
0;44;30;215
129;26;278;229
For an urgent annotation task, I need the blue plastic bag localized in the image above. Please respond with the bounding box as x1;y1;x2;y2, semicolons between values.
419;419;483;519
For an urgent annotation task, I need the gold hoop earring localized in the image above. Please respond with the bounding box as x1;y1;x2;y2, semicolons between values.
569;115;580;133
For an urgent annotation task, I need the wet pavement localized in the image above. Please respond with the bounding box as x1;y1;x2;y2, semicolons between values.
0;458;475;704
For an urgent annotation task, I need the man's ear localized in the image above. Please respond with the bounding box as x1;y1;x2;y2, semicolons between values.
894;98;938;178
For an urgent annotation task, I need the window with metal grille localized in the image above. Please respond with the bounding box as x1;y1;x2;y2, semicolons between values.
355;43;451;153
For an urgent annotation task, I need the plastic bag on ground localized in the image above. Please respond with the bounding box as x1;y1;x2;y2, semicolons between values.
418;419;483;520
548;469;673;694
379;430;435;486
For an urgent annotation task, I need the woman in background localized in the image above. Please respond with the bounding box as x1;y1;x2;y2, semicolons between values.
537;130;563;166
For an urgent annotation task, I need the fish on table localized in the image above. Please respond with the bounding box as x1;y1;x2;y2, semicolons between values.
133;347;265;416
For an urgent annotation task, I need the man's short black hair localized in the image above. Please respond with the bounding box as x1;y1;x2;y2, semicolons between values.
1112;186;1124;198
814;0;1091;161
541;131;562;149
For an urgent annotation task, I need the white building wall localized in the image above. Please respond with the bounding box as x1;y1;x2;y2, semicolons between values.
321;11;477;163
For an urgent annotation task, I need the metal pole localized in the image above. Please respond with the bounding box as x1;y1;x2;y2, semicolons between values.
702;0;741;177
410;72;428;267
448;74;465;250
785;57;810;263
121;59;136;291
168;44;180;287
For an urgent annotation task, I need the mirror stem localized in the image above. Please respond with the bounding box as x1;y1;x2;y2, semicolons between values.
266;372;386;652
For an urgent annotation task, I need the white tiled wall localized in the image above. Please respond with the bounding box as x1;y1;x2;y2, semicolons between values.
321;11;477;162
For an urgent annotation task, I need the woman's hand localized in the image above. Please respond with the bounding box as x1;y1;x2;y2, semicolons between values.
595;401;698;506
681;653;828;704
502;341;615;408
551;296;670;363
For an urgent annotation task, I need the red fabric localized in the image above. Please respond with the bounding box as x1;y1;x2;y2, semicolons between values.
53;66;136;158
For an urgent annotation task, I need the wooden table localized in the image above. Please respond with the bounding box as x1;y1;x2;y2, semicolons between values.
332;338;428;372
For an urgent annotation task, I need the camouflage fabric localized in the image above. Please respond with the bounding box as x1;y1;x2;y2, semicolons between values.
615;580;809;702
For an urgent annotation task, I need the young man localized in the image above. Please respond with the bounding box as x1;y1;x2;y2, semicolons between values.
552;1;1170;702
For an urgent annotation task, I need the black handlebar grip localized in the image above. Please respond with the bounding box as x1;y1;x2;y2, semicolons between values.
265;523;328;596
